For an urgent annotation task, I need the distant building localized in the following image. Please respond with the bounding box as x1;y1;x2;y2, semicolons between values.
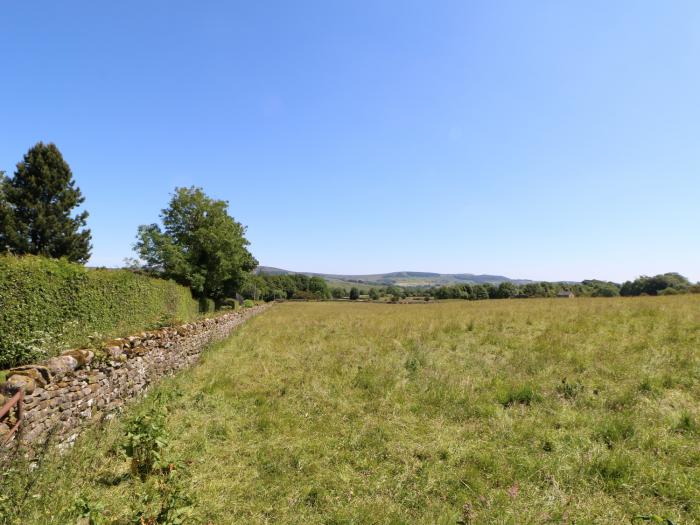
557;290;575;298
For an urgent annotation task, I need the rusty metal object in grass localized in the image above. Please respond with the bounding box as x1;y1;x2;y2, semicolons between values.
0;390;23;445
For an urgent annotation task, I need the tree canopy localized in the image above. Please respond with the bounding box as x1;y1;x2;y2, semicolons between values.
248;273;332;301
0;143;91;263
135;187;257;299
620;273;691;296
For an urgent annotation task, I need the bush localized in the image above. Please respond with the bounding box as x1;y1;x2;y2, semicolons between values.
198;297;216;313
291;290;316;301
218;297;238;310
0;255;199;368
243;299;255;308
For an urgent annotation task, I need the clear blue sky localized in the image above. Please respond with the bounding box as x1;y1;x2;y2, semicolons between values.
1;1;698;282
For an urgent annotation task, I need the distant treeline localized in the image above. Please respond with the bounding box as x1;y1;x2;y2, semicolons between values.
425;272;697;300
249;272;699;302
244;273;333;301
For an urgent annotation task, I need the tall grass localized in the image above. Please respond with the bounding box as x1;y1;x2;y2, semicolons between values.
3;296;699;523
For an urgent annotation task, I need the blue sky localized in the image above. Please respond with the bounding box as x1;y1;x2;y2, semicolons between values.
1;1;698;282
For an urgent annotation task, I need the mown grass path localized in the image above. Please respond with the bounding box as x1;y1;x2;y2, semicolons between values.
7;297;700;524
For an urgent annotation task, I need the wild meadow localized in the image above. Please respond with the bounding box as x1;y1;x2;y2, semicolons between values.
3;296;699;524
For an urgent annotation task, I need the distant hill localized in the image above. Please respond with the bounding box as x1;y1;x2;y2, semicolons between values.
256;266;533;288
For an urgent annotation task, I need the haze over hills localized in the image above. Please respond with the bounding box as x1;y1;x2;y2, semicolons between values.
257;266;534;288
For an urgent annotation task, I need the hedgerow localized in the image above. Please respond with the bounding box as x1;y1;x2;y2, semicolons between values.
0;256;199;368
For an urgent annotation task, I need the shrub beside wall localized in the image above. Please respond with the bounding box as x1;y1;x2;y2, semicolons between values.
198;297;216;314
0;256;200;368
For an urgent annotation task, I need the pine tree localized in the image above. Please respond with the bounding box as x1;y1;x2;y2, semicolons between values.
0;143;91;262
0;171;16;252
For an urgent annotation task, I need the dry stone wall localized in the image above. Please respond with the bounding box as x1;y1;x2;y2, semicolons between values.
0;304;269;447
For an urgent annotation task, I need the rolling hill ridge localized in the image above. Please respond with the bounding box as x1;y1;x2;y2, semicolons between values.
256;266;533;288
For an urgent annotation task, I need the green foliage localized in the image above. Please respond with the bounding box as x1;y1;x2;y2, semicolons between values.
494;281;517;298
0;449;24;520
72;496;105;524
242;299;255;308
673;412;697;434
130;464;194;524
0;142;91;262
0;255;199;368
425;274;694;301
308;276;331;299
556;378;584;400
385;285;403;298
252;272;332;301
632;516;677;525
1;330;59;371
217;297;238;310
497;383;540;407
583;279;621;297
595;416;636;448
621;273;691;296
197;297;215;313
473;284;489;300
122;407;169;481
349;287;360;300
368;287;380;300
135;186;257;300
117;396;195;523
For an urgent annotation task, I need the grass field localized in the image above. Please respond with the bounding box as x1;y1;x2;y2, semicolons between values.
3;297;699;524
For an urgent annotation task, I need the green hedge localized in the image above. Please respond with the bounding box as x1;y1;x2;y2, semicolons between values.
0;256;200;368
198;297;216;314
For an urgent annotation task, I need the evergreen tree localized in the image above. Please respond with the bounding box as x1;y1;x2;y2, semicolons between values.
0;143;91;262
0;171;17;252
349;287;360;300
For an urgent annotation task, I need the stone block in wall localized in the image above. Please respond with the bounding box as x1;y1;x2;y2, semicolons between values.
46;355;79;375
4;374;36;394
62;349;94;367
8;365;51;387
105;346;123;359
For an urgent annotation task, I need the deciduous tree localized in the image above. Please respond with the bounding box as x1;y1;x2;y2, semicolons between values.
135;187;257;299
